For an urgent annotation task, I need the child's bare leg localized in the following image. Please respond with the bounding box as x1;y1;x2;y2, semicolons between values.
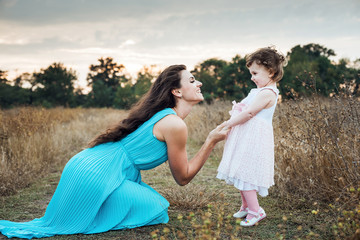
240;191;248;210
242;190;259;219
233;190;249;218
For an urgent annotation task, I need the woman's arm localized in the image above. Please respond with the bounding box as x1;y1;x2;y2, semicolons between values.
226;89;277;128
157;115;229;186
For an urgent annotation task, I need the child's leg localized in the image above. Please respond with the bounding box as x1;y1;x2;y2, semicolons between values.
240;191;248;210
242;190;259;219
233;190;249;218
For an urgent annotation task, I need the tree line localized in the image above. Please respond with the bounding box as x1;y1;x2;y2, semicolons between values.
1;43;359;109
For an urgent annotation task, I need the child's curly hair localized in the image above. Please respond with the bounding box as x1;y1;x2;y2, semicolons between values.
246;46;287;82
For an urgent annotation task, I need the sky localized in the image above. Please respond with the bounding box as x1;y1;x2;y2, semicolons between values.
0;0;359;90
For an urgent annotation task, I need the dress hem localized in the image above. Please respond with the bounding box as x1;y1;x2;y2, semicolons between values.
216;172;272;197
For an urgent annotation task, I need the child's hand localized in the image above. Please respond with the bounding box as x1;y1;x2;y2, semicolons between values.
221;121;231;131
218;121;231;137
221;121;231;137
208;122;231;143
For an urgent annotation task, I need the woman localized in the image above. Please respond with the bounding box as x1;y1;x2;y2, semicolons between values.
0;64;229;239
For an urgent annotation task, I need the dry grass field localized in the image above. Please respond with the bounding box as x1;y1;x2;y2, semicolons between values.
0;107;128;196
0;96;359;239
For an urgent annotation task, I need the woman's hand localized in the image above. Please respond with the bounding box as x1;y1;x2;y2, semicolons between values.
158;115;231;186
207;121;231;144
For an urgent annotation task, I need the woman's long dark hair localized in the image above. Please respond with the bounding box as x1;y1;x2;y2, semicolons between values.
88;64;186;148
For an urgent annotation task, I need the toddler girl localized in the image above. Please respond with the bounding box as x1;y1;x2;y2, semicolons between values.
217;47;286;227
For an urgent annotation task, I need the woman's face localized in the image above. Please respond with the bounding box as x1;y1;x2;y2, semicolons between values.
177;70;203;103
248;62;274;88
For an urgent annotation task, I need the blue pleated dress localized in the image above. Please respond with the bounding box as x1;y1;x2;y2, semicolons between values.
0;108;175;239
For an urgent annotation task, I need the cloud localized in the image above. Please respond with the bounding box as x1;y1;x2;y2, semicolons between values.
0;38;29;45
0;0;359;86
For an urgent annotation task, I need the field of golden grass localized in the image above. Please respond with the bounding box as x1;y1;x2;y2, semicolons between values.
0;96;359;239
274;96;359;204
0;107;128;196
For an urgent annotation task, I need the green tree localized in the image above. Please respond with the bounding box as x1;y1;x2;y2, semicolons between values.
72;88;88;107
281;43;340;98
87;57;129;107
0;70;8;84
335;58;360;96
113;65;156;109
0;70;31;108
350;59;360;96
220;55;253;101
13;72;31;87
88;81;114;107
13;72;37;104
0;70;11;107
32;63;77;107
133;65;156;101
114;84;136;109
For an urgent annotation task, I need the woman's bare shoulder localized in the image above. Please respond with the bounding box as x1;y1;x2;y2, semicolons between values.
154;114;187;141
159;114;187;130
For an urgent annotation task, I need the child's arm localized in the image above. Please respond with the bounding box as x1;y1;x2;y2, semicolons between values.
225;89;277;128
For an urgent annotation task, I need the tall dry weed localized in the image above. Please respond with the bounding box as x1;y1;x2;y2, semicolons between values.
273;76;360;204
0;107;127;196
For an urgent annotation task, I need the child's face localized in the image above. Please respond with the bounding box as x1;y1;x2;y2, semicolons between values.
248;62;274;88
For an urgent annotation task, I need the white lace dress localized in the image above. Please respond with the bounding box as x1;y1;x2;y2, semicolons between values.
216;86;279;197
